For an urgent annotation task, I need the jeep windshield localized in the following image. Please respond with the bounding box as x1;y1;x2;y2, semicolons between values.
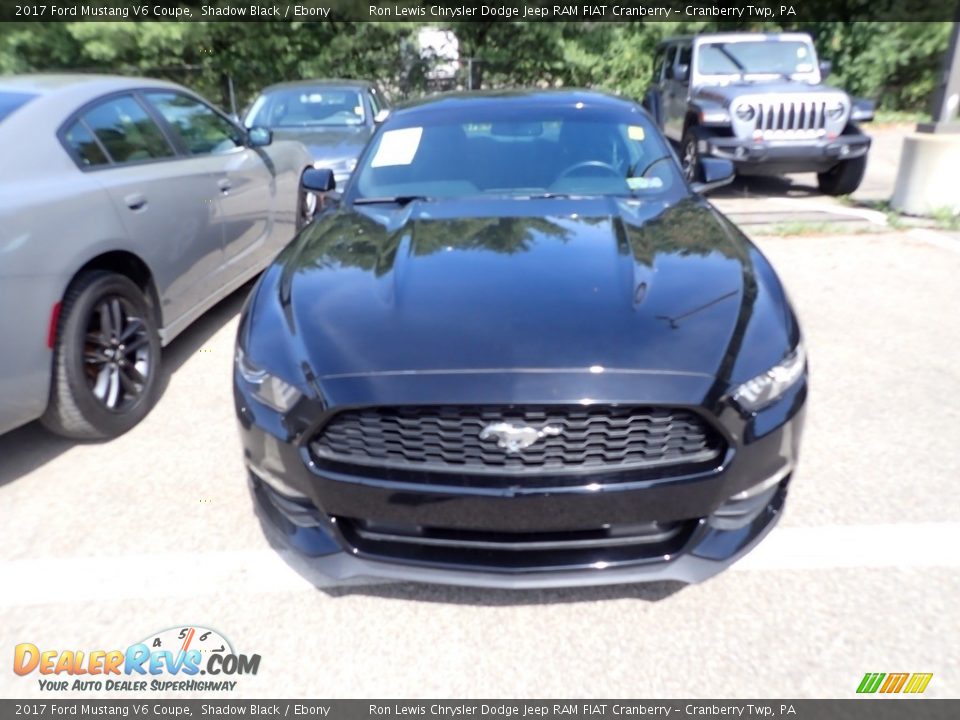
697;40;819;80
348;105;682;202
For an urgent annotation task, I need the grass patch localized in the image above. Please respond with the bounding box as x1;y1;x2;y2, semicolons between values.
756;221;851;237
930;207;960;231
872;110;925;125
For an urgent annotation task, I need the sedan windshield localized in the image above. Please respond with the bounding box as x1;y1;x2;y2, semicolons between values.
245;88;366;128
698;41;817;77
349;104;680;201
0;91;38;124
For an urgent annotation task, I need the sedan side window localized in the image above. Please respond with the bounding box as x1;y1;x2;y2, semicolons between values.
368;89;381;117
63;121;110;167
80;95;175;164
144;92;244;156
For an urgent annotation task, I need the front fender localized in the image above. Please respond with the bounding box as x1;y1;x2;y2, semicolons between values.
688;99;731;128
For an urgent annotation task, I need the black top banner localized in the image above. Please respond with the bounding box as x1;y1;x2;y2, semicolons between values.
1;0;959;23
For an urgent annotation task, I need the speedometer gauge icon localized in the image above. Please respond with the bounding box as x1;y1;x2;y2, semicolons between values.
140;625;234;661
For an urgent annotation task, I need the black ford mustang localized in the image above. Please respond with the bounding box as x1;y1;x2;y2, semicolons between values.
234;90;806;588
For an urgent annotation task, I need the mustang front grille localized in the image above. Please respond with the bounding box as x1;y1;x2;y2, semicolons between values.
309;405;724;476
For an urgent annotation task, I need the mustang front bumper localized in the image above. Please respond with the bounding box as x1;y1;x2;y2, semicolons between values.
235;370;806;589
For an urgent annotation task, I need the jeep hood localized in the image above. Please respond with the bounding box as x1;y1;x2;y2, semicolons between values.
694;81;848;106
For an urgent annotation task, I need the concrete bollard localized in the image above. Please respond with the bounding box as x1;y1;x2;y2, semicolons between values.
891;132;960;216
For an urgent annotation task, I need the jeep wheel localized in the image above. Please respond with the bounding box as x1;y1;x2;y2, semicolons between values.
817;156;867;196
41;271;161;440
681;129;702;183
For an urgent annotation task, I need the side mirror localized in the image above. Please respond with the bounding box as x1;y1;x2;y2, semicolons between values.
851;97;875;123
819;60;832;79
374;109;390;124
247;127;272;148
670;64;690;83
302;168;336;193
691;158;735;194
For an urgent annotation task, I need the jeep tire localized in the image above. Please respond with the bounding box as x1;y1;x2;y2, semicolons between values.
680;127;703;183
817;155;867;196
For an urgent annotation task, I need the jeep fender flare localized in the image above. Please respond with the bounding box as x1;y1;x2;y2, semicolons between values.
685;100;729;131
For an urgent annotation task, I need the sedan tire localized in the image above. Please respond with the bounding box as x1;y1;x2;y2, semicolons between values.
42;271;161;440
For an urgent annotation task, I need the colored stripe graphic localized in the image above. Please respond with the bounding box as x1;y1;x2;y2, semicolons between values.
904;673;934;694
857;673;885;693
857;672;933;694
880;673;909;693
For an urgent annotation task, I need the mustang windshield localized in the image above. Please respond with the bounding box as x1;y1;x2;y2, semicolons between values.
245;88;365;128
349;106;680;201
698;40;818;78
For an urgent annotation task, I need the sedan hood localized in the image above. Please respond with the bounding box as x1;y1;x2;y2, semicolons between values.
276;197;771;382
271;126;371;163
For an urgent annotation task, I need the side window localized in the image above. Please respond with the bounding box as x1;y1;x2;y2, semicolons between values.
63;121;110;167
664;46;678;79
144;92;244;156
368;89;381;117
677;44;692;75
652;49;666;83
80;95;175;164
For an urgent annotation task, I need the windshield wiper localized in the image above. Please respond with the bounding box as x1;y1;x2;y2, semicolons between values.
352;195;432;206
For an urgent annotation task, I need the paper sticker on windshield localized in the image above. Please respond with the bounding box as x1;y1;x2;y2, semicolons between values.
627;177;663;190
796;63;813;72
628;125;645;141
797;47;808;58
371;127;423;167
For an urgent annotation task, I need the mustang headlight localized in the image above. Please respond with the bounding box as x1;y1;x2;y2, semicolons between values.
731;344;806;412
236;347;302;413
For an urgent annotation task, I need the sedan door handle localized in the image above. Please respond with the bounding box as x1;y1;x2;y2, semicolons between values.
218;178;232;194
124;193;147;211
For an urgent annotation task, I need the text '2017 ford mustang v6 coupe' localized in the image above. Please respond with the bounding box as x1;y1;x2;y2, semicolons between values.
234;90;807;588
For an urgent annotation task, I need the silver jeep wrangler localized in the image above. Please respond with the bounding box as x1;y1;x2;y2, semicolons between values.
644;32;875;195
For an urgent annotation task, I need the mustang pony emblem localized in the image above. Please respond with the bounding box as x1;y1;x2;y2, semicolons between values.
479;422;562;453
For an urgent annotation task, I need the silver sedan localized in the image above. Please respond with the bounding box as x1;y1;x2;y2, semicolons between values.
0;75;315;439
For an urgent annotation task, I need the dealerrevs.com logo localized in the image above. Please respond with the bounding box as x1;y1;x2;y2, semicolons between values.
13;626;261;692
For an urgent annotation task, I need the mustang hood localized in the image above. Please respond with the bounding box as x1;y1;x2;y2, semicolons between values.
270;197;789;384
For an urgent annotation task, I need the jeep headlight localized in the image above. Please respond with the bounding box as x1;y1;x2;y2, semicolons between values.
826;101;846;120
735;104;756;122
732;345;806;412
236;347;303;413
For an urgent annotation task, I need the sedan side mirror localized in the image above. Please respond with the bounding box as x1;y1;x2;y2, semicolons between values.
248;127;273;148
374;109;391;125
819;60;832;79
691;158;735;194
302;168;336;193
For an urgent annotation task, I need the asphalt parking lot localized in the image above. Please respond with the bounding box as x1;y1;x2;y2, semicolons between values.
1;128;958;699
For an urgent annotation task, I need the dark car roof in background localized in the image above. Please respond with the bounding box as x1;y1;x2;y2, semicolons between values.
393;89;637;119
